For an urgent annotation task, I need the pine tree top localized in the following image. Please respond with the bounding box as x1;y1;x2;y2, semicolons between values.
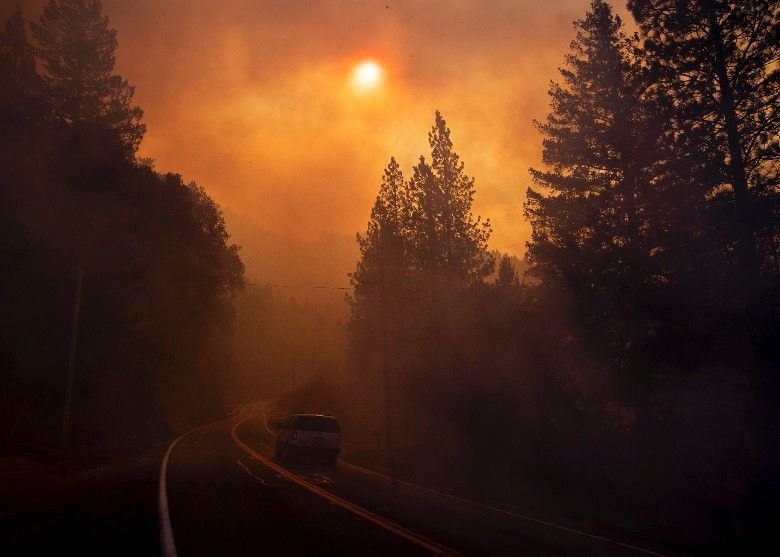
31;0;145;152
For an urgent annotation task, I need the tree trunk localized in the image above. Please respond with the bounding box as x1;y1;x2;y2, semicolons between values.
703;0;760;282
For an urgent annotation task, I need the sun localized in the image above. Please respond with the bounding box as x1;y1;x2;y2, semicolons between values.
351;60;384;91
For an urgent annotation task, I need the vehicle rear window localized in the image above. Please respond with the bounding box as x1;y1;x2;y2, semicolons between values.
293;416;340;433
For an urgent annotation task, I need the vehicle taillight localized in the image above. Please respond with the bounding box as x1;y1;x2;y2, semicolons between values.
291;431;298;441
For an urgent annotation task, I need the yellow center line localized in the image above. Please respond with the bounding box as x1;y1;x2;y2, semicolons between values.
231;404;462;557
258;404;666;557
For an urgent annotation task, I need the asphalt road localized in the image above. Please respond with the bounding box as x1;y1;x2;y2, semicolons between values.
161;403;673;557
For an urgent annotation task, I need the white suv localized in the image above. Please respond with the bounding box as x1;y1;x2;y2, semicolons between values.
274;414;341;466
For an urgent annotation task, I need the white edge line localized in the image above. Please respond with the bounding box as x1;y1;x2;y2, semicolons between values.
158;404;251;557
260;406;667;557
233;405;461;557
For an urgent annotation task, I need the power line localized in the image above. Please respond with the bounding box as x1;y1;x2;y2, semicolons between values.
246;282;350;290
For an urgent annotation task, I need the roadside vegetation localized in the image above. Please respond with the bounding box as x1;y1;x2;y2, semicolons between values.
0;0;244;456
342;1;778;548
1;0;776;552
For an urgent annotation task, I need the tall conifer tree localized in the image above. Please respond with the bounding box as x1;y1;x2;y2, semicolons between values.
407;111;493;293
349;156;409;332
0;7;44;127
32;0;145;152
525;0;662;353
495;255;520;294
628;0;779;283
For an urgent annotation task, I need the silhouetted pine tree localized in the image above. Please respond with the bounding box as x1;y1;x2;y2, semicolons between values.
525;0;662;360
629;0;780;414
407;111;493;294
1;4;244;448
348;116;494;446
32;0;145;152
348;156;409;337
0;6;45;128
494;255;520;294
629;0;779;288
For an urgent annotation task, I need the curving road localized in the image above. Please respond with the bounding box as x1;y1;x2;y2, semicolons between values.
159;403;673;557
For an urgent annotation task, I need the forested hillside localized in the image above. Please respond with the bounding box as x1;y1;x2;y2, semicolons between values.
1;2;244;452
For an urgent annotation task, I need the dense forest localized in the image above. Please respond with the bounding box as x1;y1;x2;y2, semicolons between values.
340;0;778;544
1;0;777;549
0;0;244;451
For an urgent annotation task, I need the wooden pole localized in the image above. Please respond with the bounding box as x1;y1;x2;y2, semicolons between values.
61;267;83;449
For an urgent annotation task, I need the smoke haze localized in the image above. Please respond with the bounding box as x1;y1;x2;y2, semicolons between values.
6;0;630;278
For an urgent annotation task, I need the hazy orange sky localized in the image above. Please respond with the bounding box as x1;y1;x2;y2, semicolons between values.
7;0;633;265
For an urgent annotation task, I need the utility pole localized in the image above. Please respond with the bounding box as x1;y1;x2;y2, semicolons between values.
291;354;296;392
61;267;83;449
378;256;396;478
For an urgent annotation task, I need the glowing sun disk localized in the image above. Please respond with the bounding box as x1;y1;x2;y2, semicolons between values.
352;60;383;91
